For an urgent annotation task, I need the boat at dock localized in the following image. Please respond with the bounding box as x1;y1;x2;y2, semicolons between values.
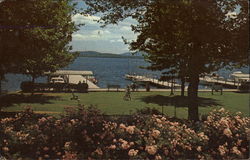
45;70;99;89
199;71;249;89
230;71;250;82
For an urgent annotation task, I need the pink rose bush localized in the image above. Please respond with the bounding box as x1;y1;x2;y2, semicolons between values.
0;107;249;159
201;108;249;159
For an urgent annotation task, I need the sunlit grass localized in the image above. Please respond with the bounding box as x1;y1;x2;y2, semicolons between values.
1;91;248;119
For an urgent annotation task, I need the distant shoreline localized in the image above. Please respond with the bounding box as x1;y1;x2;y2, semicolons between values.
73;51;144;59
78;55;144;59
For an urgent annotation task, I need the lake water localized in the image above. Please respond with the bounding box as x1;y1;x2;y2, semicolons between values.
2;57;248;91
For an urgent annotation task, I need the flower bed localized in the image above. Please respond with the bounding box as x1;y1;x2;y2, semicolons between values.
0;107;249;159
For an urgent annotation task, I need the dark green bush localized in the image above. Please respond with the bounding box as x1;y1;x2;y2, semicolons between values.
20;81;34;92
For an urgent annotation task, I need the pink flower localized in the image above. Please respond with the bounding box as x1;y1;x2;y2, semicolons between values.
223;128;232;137
219;117;229;128
198;132;209;140
155;155;162;160
218;108;225;112
43;146;49;151
126;126;136;134
94;148;103;155
1;118;14;124
145;145;157;155
2;147;9;152
70;119;77;125
161;117;166;121
197;146;202;152
44;154;49;158
121;140;130;150
4;127;13;134
156;118;162;123
119;123;126;129
128;149;138;156
218;145;226;156
108;144;116;150
38;117;47;124
232;146;241;156
237;140;242;146
241;148;246;152
207;116;213;122
151;129;160;138
235;115;243;124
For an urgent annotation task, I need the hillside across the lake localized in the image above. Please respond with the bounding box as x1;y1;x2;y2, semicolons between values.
75;51;144;59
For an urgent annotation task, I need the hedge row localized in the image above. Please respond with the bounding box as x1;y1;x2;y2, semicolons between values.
20;81;88;93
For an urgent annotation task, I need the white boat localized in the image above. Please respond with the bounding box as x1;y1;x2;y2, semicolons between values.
230;71;250;82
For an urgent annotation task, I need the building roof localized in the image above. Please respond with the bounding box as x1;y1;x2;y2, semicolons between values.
45;70;93;76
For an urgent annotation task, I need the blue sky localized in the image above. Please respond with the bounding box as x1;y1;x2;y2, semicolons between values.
70;2;137;54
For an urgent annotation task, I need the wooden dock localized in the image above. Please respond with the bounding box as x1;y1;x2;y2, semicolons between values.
126;74;243;89
125;74;181;88
199;76;240;89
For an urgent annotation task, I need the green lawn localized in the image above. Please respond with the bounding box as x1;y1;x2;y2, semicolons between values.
0;91;249;119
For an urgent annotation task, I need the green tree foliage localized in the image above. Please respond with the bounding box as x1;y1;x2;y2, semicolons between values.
83;0;249;121
0;0;78;86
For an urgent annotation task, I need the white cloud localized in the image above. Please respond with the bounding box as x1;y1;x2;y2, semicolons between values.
226;11;237;19
72;33;100;41
120;26;131;31
72;14;100;25
110;39;124;43
72;33;86;41
117;39;123;42
92;30;110;35
72;29;112;41
71;12;138;53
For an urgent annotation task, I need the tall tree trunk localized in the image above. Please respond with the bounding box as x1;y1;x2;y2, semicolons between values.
0;76;2;95
181;77;185;97
0;73;4;95
31;75;35;95
187;73;199;121
170;77;174;95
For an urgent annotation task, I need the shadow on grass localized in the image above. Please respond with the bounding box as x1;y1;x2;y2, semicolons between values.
139;95;222;108
0;93;60;109
233;91;250;94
